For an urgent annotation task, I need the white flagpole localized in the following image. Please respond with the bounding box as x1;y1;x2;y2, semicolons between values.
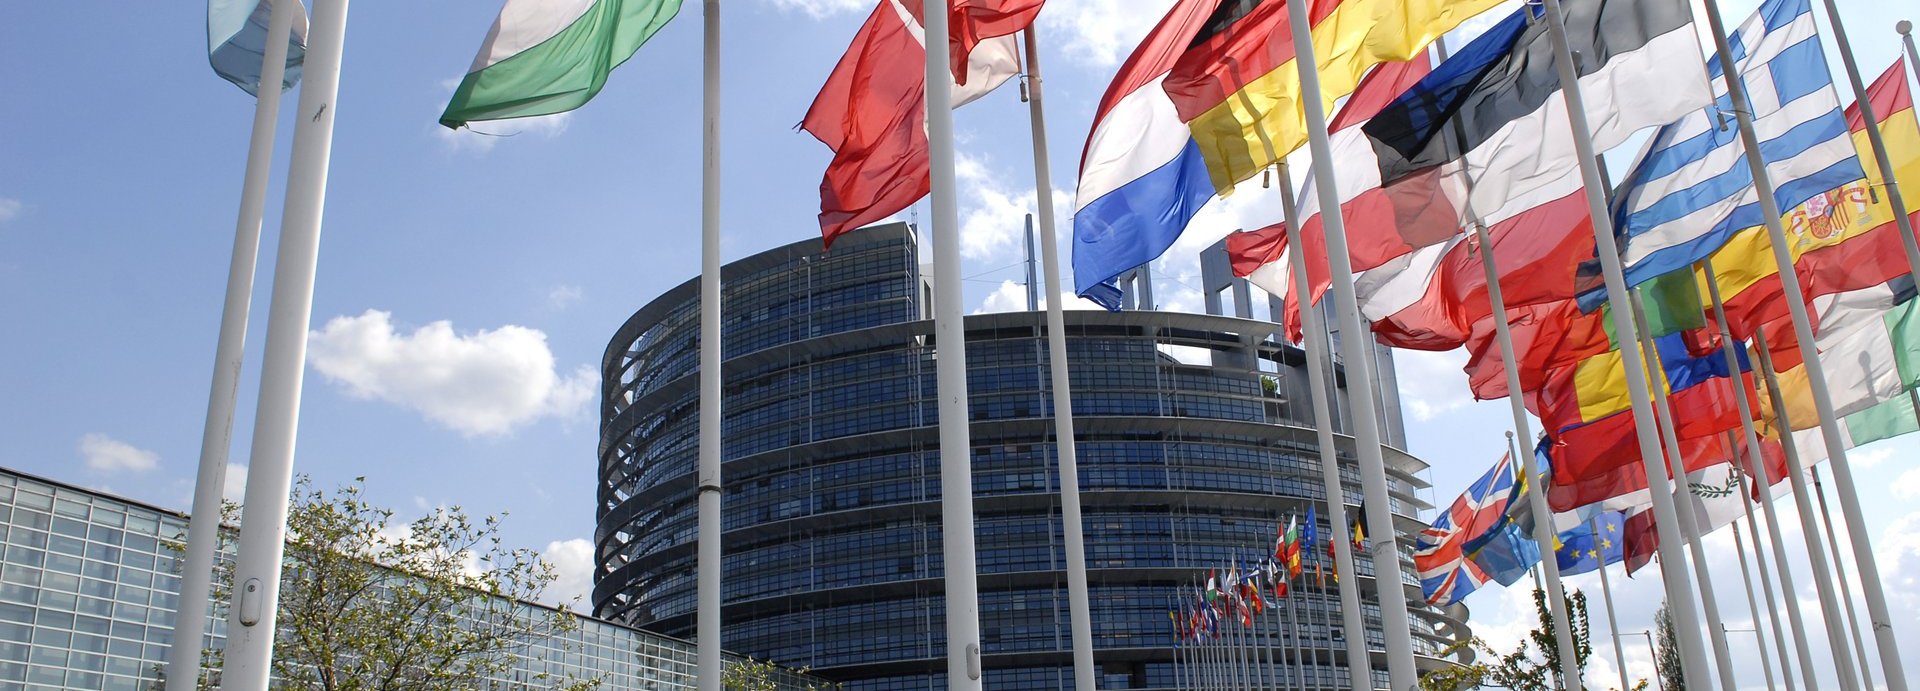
1536;0;1717;685
1732;471;1797;691
1818;0;1920;280
217;0;348;686
1750;329;1863;691
1694;0;1905;682
1277;161;1371;691
1276;2;1420;686
924;2;985;688
1702;262;1820;691
696;1;723;690
166;2;296;689
1728;519;1779;691
1811;468;1878;690
1625;293;1737;691
1477;220;1585;691
1592;519;1632;691
1902;23;1918;85
1016;28;1095;690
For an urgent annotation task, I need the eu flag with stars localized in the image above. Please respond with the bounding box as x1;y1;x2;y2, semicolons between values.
1555;510;1628;576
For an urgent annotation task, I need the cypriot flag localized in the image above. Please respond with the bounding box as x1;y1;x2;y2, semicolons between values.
441;0;682;129
208;0;308;95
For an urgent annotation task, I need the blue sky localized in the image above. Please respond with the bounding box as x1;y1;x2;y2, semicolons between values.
2;0;1917;688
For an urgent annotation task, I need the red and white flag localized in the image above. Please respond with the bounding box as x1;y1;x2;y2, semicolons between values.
802;0;1042;247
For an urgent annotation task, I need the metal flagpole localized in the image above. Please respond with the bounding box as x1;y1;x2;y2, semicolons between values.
1728;518;1779;691
1819;0;1920;280
1811;468;1878;690
1626;293;1737;691
166;1;296;688
1536;0;1717;685
1694;0;1908;682
1751;329;1863;691
1733;469;1797;691
1903;22;1919;88
1702;263;1821;691
1276;2;1420;686
1016;28;1096;690
924;3;985;688
1291;579;1309;691
1477;220;1585;691
696;1;724;690
218;0;348;686
1277;161;1371;691
1592;518;1632;691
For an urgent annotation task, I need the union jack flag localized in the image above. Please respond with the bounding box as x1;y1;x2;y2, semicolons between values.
1415;451;1522;605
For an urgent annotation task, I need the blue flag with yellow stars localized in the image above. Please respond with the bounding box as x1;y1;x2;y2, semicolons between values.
1555;510;1628;576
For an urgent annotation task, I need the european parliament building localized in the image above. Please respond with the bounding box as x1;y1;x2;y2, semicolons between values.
594;223;1469;690
0;468;823;691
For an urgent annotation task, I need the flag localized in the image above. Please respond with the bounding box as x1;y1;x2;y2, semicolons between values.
1553;510;1628;575
801;0;1038;247
1760;281;1920;435
1414;452;1530;604
1356;0;1708;262
209;0;308;95
1600;0;1864;294
1162;0;1507;193
1705;56;1920;339
440;0;682;128
1351;503;1368;552
1305;504;1321;585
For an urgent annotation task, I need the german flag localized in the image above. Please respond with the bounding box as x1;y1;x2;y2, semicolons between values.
1160;0;1505;193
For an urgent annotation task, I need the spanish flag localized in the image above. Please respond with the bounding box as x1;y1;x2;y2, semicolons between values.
1159;0;1505;192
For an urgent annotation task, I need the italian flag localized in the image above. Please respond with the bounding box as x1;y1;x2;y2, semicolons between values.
441;0;682;129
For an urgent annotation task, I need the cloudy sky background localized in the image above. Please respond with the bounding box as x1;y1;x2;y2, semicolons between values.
1;0;1917;688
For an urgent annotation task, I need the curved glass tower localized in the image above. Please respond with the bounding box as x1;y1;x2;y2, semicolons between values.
595;223;1467;690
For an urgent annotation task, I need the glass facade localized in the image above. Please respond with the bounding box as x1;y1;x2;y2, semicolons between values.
597;223;1466;690
0;469;822;691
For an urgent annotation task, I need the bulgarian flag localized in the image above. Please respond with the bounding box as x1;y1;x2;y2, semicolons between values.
441;0;683;128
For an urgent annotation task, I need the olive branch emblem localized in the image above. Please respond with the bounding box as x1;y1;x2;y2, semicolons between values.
1688;470;1738;499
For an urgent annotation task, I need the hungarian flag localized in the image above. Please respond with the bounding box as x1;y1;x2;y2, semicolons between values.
442;0;682;128
802;0;1040;247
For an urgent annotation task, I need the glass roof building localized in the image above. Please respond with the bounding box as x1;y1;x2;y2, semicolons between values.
0;467;823;690
595;223;1469;690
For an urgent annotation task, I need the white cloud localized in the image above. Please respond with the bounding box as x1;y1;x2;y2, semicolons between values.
762;0;866;18
306;310;595;437
954;151;1072;263
542;538;596;612
433;77;573;153
547;284;584;310
223;463;249;503
1392;348;1473;421
0;198;20;223
1036;0;1175;68
1849;445;1896;469
1893;467;1920;501
78;434;158;474
972;279;1104;314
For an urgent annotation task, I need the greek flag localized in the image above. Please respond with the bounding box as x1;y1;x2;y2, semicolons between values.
1605;0;1863;289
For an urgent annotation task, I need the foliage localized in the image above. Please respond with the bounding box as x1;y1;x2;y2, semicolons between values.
1655;601;1686;691
172;477;600;691
1419;587;1647;691
722;657;841;691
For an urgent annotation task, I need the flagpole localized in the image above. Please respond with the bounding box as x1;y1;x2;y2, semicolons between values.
694;0;724;690
1702;262;1821;691
1902;22;1918;85
922;3;987;689
1537;0;1716;685
1732;469;1797;691
1592;518;1632;691
166;2;296;689
1728;517;1779;691
1695;0;1908;681
1015;29;1096;691
217;0;348;686
1277;2;1420;686
1625;293;1738;691
1811;467;1878;690
1477;219;1585;691
1819;0;1920;281
1278;161;1371;691
1750;329;1864;691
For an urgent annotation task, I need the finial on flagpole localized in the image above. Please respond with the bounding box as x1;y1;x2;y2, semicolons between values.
1897;19;1911;35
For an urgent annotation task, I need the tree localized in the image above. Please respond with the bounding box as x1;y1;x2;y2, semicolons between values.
1655;601;1686;691
173;477;600;691
1420;586;1646;691
722;657;840;691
